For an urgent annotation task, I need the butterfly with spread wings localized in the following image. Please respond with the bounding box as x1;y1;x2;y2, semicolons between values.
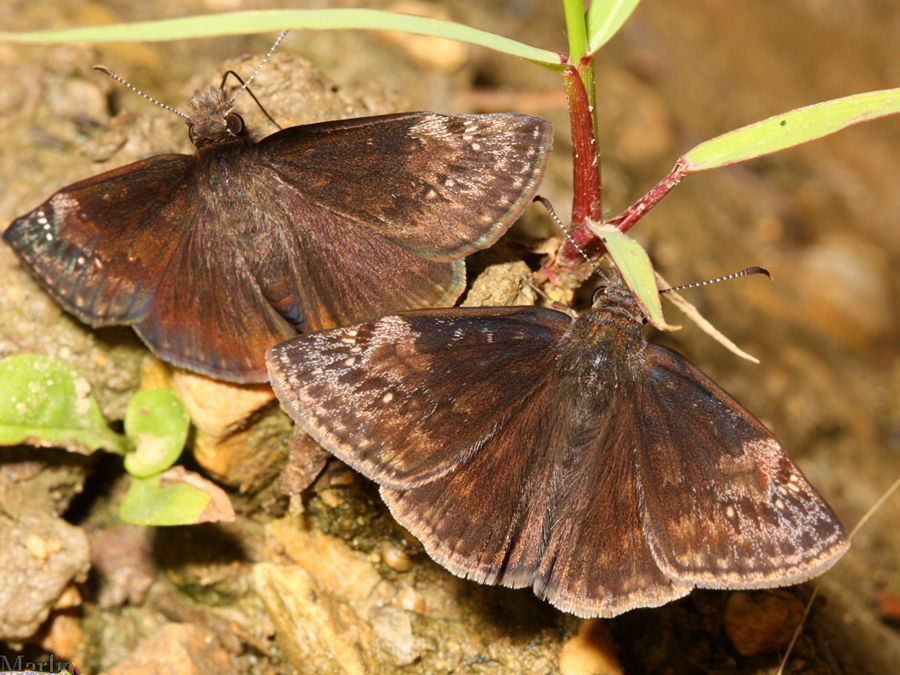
266;267;848;617
5;66;552;382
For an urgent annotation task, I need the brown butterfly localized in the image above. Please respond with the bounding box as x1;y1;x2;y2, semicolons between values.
4;56;553;382
266;267;848;617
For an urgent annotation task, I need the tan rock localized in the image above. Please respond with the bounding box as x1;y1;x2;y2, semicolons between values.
558;619;622;675
254;563;374;675
267;517;382;604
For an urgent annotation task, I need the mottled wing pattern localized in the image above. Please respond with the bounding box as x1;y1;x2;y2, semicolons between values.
635;345;849;586
382;389;691;618
258;112;553;259
267;306;571;488
4;155;195;325
268;306;693;617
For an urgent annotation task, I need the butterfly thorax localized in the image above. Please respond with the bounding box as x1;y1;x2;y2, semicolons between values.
558;278;648;393
188;88;249;149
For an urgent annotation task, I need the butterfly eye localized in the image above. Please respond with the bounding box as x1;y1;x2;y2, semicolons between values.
590;285;608;304
225;113;245;136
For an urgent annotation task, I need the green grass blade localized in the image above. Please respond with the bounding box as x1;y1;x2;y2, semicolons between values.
586;0;642;54
0;9;562;66
683;87;900;171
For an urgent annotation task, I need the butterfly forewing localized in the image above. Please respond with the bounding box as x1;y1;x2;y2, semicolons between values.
266;306;570;489
634;345;849;586
4;155;195;325
259;112;553;259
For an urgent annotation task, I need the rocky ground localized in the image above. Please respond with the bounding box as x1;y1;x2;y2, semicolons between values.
1;0;899;673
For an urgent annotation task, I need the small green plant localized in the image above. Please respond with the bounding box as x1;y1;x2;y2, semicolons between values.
0;354;233;525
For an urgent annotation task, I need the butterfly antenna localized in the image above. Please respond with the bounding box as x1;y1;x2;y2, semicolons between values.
229;29;289;104
659;266;772;294
220;71;283;130
534;196;604;275
94;66;191;121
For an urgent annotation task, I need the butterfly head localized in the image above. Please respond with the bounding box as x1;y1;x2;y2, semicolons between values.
187;88;247;149
589;266;646;326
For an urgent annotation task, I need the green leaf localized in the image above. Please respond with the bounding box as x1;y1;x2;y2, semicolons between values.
683;87;900;171
0;9;562;67
120;473;209;526
123;389;190;478
586;0;642;54
0;354;126;454
119;467;235;526
587;225;673;329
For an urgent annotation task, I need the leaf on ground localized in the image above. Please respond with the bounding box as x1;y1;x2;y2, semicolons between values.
124;388;191;478
0;354;126;454
119;467;235;526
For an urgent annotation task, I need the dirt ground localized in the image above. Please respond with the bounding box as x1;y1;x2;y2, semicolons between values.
1;0;899;673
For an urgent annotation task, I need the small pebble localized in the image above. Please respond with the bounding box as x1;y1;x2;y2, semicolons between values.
381;541;413;572
319;488;345;508
26;534;49;560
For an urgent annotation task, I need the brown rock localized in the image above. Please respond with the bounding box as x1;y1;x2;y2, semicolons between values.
87;524;156;608
723;589;806;656
462;258;537;308
0;447;91;519
105;623;233;675
278;431;330;497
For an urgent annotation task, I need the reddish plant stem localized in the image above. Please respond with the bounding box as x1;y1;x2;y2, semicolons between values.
563;64;601;225
556;158;691;273
608;158;690;232
557;62;606;271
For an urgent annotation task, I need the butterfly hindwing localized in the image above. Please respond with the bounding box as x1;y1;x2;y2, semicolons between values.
382;386;691;618
252;202;465;333
133;213;298;381
634;345;849;586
